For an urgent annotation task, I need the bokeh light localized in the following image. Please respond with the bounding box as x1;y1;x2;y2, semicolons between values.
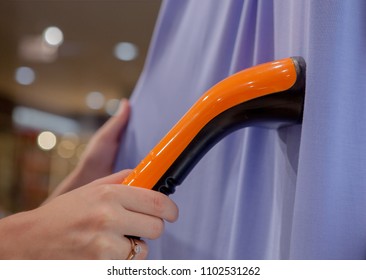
114;42;138;61
43;26;64;46
15;66;35;85
37;131;57;151
105;98;120;116
86;91;105;110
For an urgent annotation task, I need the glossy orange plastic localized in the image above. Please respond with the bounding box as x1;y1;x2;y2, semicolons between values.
122;57;298;189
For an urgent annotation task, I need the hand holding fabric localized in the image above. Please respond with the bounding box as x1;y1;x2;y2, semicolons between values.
47;99;130;201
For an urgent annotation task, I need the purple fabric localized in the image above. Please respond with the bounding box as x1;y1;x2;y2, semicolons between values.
115;0;366;259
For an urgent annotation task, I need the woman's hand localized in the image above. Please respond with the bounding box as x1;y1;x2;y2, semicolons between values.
0;170;179;259
47;99;130;201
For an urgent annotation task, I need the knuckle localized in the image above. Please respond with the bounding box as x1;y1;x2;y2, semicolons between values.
93;206;114;231
97;184;117;201
88;235;115;259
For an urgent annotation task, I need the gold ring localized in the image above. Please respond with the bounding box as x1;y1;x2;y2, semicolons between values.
126;238;141;260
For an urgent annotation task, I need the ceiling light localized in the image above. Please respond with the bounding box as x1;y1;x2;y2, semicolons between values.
114;42;138;61
12;106;80;134
86;91;105;110
15;66;35;85
43;26;64;46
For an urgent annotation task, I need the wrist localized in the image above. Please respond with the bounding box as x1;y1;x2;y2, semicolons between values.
0;211;36;259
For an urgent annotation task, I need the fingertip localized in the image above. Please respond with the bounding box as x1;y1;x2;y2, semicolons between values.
172;207;179;223
117;169;133;183
121;168;133;176
116;98;130;116
150;191;179;223
166;199;179;223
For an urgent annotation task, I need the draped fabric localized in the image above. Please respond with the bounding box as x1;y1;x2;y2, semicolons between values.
115;0;366;259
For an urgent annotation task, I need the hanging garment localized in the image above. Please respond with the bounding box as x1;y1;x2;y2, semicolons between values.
115;0;366;259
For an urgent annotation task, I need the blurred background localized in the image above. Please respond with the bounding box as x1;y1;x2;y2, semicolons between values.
0;0;161;216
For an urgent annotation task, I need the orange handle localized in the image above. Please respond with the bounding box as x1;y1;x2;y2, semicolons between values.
122;57;304;192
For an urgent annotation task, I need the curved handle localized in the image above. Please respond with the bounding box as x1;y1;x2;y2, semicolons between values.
122;57;306;195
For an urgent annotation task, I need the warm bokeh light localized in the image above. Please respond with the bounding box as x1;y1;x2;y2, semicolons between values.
56;133;79;159
57;139;76;158
37;131;57;151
